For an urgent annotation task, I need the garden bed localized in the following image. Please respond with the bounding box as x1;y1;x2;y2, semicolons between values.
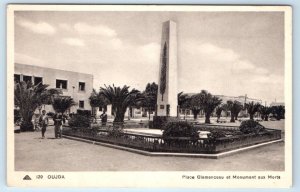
62;125;281;154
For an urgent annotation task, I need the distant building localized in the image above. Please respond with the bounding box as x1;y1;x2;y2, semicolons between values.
270;102;285;107
14;63;93;113
185;93;262;105
180;93;262;118
215;95;262;105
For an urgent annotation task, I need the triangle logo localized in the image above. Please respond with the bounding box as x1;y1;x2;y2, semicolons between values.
23;175;31;180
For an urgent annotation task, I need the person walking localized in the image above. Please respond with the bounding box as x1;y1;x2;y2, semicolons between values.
39;110;49;138
53;112;63;138
100;111;107;126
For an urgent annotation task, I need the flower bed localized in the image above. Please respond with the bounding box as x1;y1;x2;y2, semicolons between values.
62;125;281;154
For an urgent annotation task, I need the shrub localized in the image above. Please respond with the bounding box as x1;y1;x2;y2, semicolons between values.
162;121;199;139
239;119;265;134
68;115;90;128
46;112;55;117
77;109;92;117
207;130;227;140
107;127;123;137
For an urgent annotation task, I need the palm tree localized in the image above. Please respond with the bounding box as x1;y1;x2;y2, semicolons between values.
190;90;222;123
245;101;262;120
52;96;76;114
234;104;243;120
100;85;143;123
38;86;62;114
270;105;285;120
14;81;55;131
224;100;243;123
189;95;202;120
200;91;222;124
215;106;224;122
127;91;144;120
178;92;190;119
89;89;109;116
260;106;271;121
40;88;62;105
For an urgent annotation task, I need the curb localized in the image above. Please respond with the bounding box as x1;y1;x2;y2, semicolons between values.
62;135;283;159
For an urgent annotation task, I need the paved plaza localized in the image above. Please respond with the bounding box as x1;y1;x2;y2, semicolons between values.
15;125;284;172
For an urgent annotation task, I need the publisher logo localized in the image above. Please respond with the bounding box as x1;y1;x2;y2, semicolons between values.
23;175;31;180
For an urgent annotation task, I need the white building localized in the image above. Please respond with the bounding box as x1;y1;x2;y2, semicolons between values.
14;63;93;113
270;102;285;107
179;93;263;118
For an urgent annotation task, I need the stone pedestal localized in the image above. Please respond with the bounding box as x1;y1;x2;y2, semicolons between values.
152;116;179;129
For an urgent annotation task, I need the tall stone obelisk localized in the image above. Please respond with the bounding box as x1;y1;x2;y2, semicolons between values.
154;20;178;128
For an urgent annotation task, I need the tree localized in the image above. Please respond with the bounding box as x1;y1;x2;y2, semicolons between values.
200;91;222;124
270;105;285;120
14;81;57;131
189;95;202;120
178;92;191;120
260;106;271;121
89;89;109;116
39;88;62;105
52;96;76;114
234;104;243;120
142;82;158;120
215;106;224;122
37;86;62;114
190;90;222;123
224;100;243;123
100;85;143;123
245;101;261;120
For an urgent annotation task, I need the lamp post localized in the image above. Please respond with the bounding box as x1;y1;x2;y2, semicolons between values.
72;86;75;113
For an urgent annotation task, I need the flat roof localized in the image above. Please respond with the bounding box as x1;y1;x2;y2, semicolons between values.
15;63;93;77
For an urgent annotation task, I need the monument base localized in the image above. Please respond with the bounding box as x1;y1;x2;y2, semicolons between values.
151;116;179;130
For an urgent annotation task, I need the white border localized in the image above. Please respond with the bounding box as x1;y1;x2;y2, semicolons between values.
6;5;292;188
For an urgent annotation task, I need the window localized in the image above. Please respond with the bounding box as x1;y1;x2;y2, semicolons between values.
23;75;32;83
56;79;68;89
34;77;43;85
79;100;84;109
14;74;20;83
79;82;85;91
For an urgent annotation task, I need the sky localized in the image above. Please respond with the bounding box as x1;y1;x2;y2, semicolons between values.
14;11;285;104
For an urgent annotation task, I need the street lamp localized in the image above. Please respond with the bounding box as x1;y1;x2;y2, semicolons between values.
72;86;75;113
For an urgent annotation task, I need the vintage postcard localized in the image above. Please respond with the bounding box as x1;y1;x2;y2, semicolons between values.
7;5;292;188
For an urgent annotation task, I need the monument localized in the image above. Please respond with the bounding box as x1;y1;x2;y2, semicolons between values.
153;20;178;129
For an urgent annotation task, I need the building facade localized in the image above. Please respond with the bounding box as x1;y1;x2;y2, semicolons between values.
215;95;263;106
270;102;285;107
14;63;93;113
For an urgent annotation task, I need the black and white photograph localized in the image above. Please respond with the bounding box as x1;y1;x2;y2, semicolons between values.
7;5;292;188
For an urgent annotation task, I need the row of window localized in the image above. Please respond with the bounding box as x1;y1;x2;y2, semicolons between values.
14;74;43;86
14;74;86;91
